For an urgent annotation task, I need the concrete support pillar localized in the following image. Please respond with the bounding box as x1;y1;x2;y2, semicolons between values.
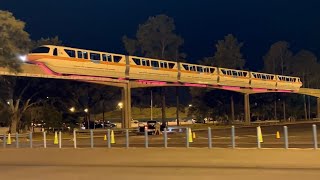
122;83;131;128
231;96;235;123
317;98;320;119
244;94;250;125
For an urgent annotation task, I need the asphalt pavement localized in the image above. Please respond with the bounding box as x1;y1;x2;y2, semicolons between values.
0;148;320;179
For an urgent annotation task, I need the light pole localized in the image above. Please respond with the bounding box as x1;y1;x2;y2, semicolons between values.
118;102;123;123
84;108;89;129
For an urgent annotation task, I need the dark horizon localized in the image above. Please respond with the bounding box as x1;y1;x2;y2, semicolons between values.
2;0;320;71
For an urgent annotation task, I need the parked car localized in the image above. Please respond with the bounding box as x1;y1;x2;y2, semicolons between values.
138;120;161;135
104;121;117;128
94;121;117;129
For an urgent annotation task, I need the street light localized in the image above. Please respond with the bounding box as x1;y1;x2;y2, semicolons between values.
118;102;123;124
118;102;123;109
84;108;89;129
188;104;192;107
7;101;10;105
69;107;75;112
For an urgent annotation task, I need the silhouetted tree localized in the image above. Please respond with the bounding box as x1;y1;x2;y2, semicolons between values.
32;35;63;49
291;50;318;87
213;34;245;69
0;10;30;72
263;41;292;75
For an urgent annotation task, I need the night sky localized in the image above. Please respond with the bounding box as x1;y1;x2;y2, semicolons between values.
2;0;320;70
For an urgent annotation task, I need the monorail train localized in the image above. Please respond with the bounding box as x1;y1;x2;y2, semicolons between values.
26;45;303;91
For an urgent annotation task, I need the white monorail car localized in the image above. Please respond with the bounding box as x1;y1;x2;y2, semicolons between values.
26;45;302;91
217;68;250;87
276;75;302;91
249;72;277;89
128;56;178;82
179;62;218;85
27;45;127;78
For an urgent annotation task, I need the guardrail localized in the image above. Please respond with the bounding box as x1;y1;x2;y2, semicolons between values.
0;124;318;149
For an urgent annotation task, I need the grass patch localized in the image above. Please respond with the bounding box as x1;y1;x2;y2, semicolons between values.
94;107;189;121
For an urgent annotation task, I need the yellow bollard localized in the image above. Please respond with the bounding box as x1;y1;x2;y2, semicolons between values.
54;131;58;144
257;126;263;143
192;132;196;139
276;131;280;139
7;133;11;145
103;134;107;141
111;130;115;144
188;128;193;143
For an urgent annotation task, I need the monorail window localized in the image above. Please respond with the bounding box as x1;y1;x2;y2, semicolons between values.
132;58;141;65
77;51;83;58
210;68;215;73
271;75;274;80
90;53;101;60
243;72;247;76
197;66;203;73
31;47;50;53
114;56;122;63
262;75;266;79
190;66;195;71
53;48;58;56
102;54;107;61
160;62;168;68
102;54;112;62
168;63;175;69
221;69;226;75
232;71;237;76
227;71;232;76
83;52;88;59
253;74;257;78
151;60;159;68
266;75;270;80
142;59;150;66
64;49;76;58
182;64;189;70
203;68;208;73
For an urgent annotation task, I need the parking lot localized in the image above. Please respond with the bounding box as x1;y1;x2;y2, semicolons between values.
1;122;319;149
